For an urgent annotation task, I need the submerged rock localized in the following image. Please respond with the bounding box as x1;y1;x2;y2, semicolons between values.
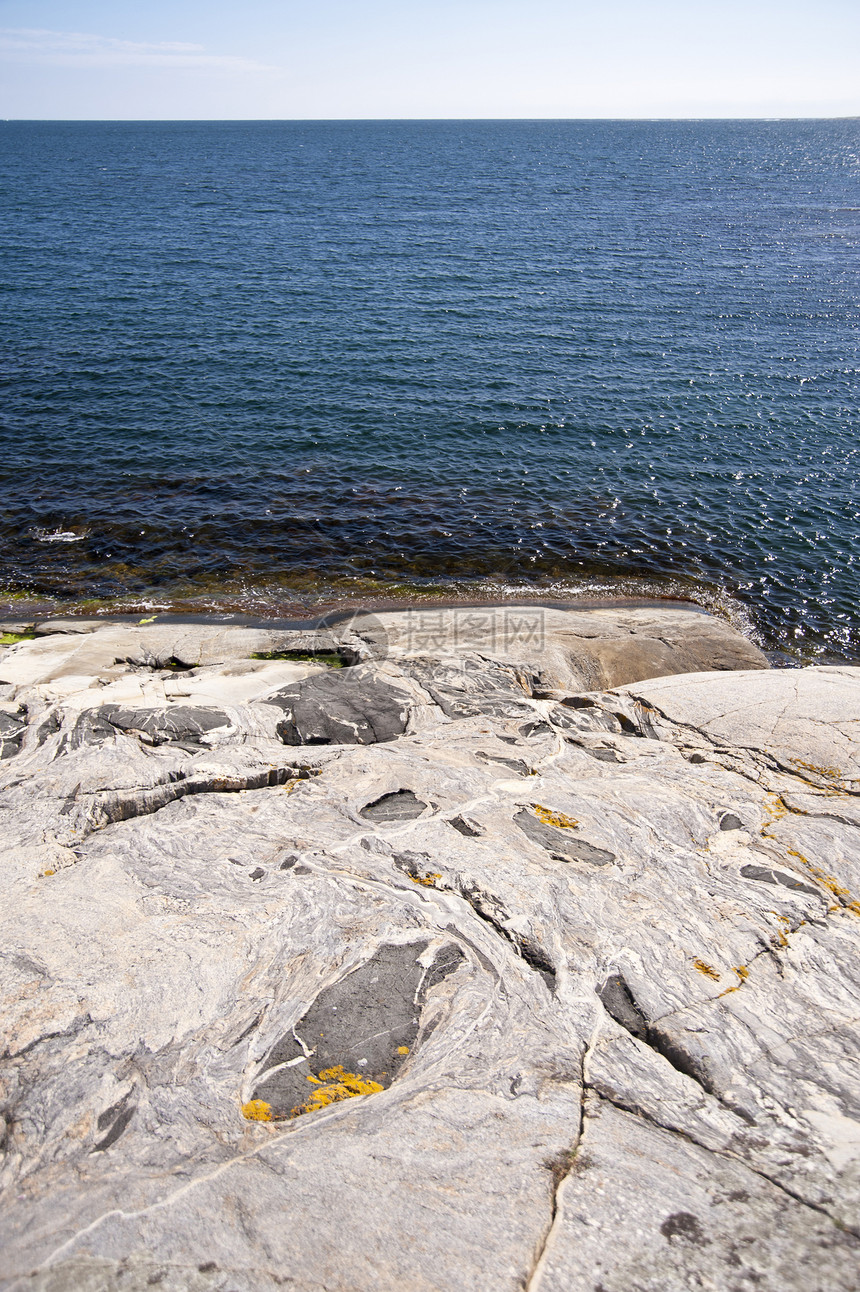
0;608;857;1291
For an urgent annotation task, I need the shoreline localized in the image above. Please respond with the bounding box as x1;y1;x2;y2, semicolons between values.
0;592;714;632
0;568;759;634
2;592;856;668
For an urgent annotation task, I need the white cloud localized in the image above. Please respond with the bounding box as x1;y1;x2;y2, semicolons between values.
0;28;274;72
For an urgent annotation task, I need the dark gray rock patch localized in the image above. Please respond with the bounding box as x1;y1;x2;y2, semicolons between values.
475;750;533;776
519;719;554;739
86;765;296;831
92;1092;136;1153
599;973;649;1040
360;790;428;824
449;816;482;837
102;706;230;747
266;669;411;746
34;711;61;746
0;710;27;760
251;941;464;1117
514;808;615;866
61;706;230;752
453;877;556;991
596;998;737;1113
58;710;118;753
517;938;557;991
583;746;623;763
135;655;195;672
739;864;820;896
566;839;618;870
392;850;441;883
719;812;744;831
661;1211;710;1247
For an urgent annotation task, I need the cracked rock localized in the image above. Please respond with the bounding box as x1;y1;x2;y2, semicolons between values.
0;609;857;1292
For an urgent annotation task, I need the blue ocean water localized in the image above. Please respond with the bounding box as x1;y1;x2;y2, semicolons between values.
1;119;858;657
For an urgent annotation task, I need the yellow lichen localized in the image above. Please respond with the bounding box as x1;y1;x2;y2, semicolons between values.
787;849;851;899
396;1046;410;1055
760;793;788;837
718;965;749;997
771;913;792;948
789;757;843;784
534;805;578;830
693;959;721;981
241;1099;273;1121
410;872;441;887
41;869;56;877
291;1066;384;1117
319;1065;382;1089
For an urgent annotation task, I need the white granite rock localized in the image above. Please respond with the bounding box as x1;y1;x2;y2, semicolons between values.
0;610;857;1291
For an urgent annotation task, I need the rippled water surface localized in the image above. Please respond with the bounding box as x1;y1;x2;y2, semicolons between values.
1;119;858;655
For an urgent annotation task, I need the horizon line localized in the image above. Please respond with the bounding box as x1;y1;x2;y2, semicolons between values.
3;114;859;124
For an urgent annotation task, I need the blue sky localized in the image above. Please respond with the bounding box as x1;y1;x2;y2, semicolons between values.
1;0;858;119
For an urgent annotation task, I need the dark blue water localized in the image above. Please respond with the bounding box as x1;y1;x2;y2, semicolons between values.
1;120;858;657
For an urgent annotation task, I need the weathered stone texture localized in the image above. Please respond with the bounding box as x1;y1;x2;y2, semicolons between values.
0;609;856;1291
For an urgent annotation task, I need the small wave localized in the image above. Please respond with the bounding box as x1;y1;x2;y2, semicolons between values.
35;530;86;544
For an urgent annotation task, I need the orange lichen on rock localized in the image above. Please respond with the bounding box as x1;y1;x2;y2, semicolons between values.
291;1066;384;1117
772;914;792;948
410;872;441;887
789;757;843;786
760;793;788;837
241;1099;273;1122
718;965;749;997
534;805;578;829
693;958;721;981
787;848;851;900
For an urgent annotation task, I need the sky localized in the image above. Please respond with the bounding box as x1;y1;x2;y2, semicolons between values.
0;0;858;120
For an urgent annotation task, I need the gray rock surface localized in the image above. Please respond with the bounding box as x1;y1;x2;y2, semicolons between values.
266;664;418;746
352;603;769;693
0;608;857;1291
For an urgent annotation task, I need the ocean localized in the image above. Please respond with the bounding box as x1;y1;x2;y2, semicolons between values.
1;119;858;658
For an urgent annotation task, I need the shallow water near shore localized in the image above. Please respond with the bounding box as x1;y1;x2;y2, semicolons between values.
1;119;858;660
